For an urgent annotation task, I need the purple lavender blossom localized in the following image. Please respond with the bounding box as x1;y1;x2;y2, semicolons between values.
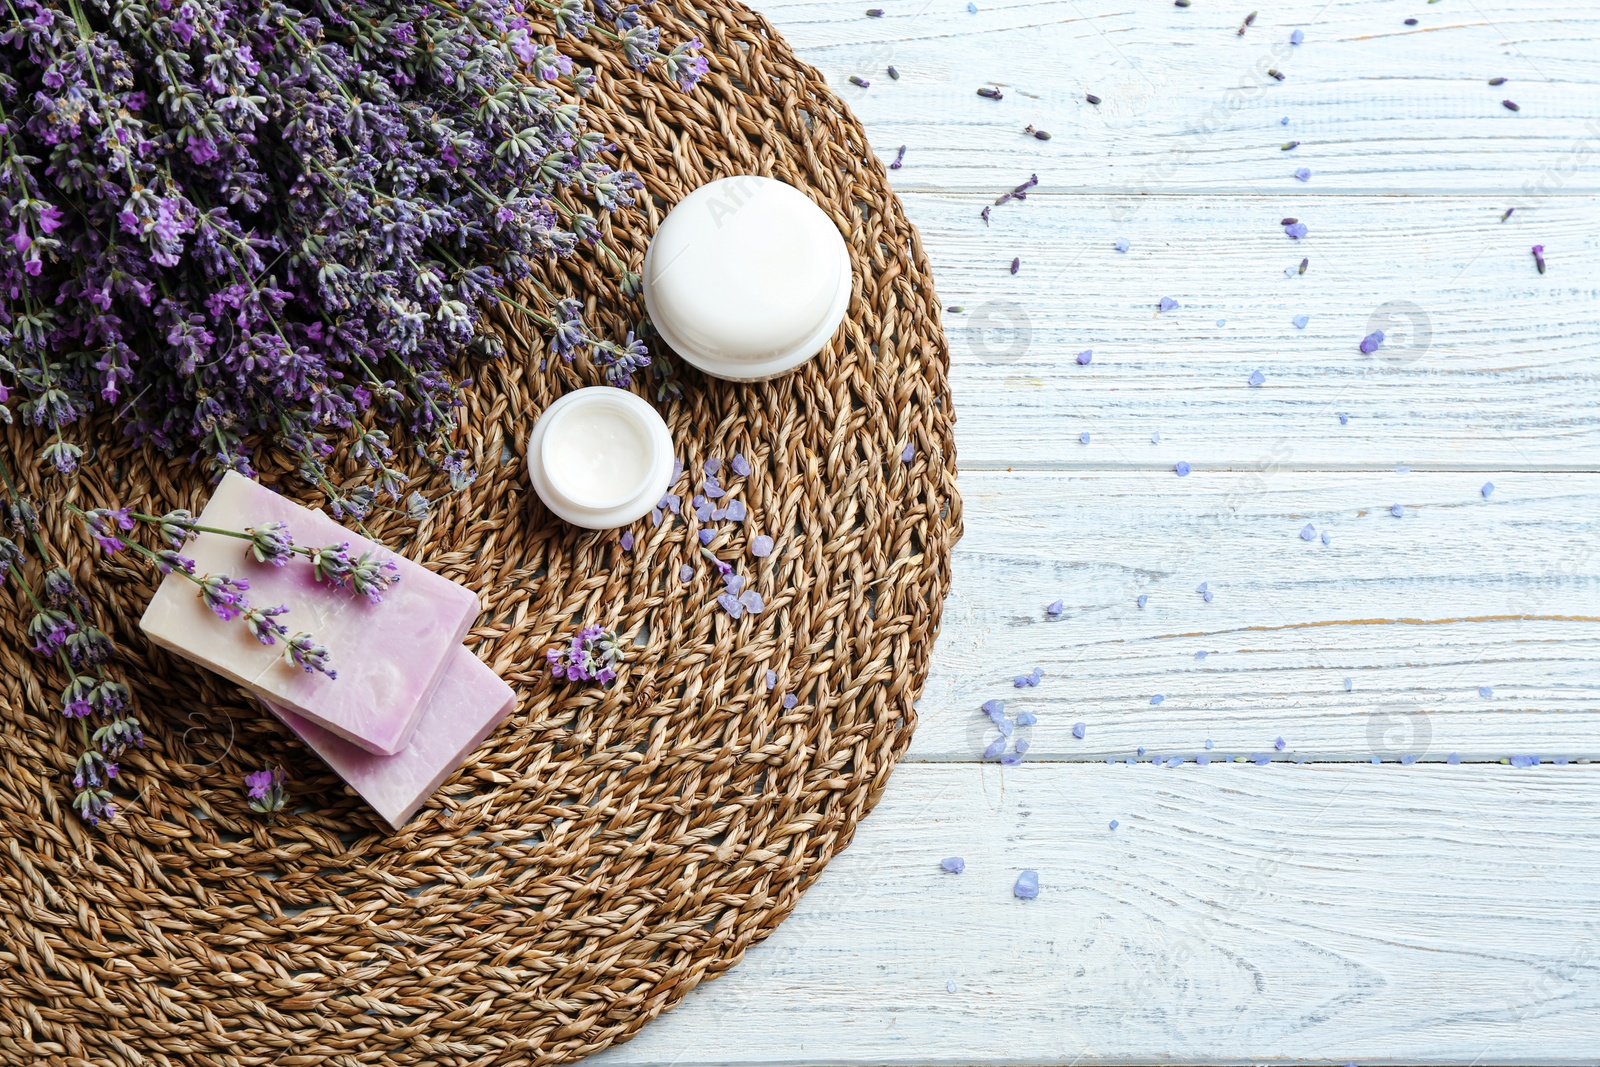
198;573;250;622
285;633;337;680
245;768;288;815
547;625;623;685
347;553;401;604
243;604;291;646
246;522;295;567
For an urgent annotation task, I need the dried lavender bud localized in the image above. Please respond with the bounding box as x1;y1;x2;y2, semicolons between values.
1010;257;1021;275
286;634;336;679
94;716;146;757
888;65;900;79
850;75;871;87
1404;17;1418;24
198;574;250;622
27;608;77;656
1282;217;1299;225
0;536;22;588
977;87;1004;100
246;522;295;567
242;604;291;646
1268;69;1285;80
1174;0;1190;6
64;627;114;670
890;145;908;170
348;553;401;604
310;543;354;587
1532;244;1546;274
155;510;198;550
1238;10;1256;34
1281;141;1301;150
1085;93;1102;105
1299;257;1310;274
866;7;884;14
1503;99;1520;111
245;769;289;815
1488;77;1507;85
1033;128;1052;140
1502;208;1516;221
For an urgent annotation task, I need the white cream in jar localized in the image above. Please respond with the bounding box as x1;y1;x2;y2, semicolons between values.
527;387;674;530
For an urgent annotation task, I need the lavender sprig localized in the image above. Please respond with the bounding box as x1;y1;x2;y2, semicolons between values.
547;624;624;685
245;768;289;815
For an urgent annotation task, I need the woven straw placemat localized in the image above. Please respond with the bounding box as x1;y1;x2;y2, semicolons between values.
0;3;959;1064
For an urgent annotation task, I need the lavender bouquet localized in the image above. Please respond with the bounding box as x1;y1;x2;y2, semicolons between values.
0;0;701;513
0;0;703;826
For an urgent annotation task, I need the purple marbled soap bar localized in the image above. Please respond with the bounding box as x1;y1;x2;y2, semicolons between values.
264;645;515;829
139;471;479;755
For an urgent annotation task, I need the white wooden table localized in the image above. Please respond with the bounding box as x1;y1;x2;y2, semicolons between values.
598;2;1600;1063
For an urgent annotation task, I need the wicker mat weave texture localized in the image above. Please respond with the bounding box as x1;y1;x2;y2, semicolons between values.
0;4;959;1065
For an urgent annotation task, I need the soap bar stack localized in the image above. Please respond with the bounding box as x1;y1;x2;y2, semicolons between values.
140;472;514;828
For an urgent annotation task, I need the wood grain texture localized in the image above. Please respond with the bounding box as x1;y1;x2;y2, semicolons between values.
594;762;1600;1067
758;0;1600;194
913;191;1600;470
910;470;1600;763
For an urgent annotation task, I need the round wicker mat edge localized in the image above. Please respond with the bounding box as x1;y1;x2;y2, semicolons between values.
0;3;960;1065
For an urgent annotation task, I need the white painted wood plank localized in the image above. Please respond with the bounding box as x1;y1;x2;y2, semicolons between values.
593;762;1600;1067
904;191;1600;470
911;470;1600;763
756;0;1600;193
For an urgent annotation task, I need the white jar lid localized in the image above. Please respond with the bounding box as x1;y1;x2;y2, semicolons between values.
527;387;674;530
643;175;852;381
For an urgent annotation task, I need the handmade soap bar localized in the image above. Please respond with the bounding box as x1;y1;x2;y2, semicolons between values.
140;471;479;755
264;644;515;829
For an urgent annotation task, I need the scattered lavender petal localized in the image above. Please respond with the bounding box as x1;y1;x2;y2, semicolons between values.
1010;257;1020;275
1360;330;1386;354
1013;870;1040;899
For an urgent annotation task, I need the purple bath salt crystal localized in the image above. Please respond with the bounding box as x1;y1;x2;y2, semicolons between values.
1072;721;1087;739
783;694;799;709
1077;350;1093;365
1482;481;1495;498
1344;677;1353;691
766;669;778;690
717;592;744;618
984;738;1006;759
1300;523;1316;541
1289;28;1303;43
1447;752;1461;765
1000;752;1022;765
982;698;1006;720
1015;711;1037;726
1016;739;1030;754
751;535;775;558
724;573;745;596
1013;870;1039;899
695;500;715;522
1292;314;1309;329
679;564;695;582
1175;461;1191;476
1249;369;1266;387
740;589;765;614
902;442;915;463
1400;754;1417;766
1321;530;1332;545
1109;819;1119;829
620;531;634;550
698;529;715;546
1159;296;1179;312
1284;221;1308;239
1480;686;1494;698
946;980;957;993
1510;755;1538;768
725;499;747;523
705;458;723;476
1390;503;1404;518
1046;599;1064;616
1294;167;1311;182
1080;432;1091;444
1274;737;1286;751
730;453;752;477
1197;754;1210;765
1167;756;1183;767
996;716;1014;738
1150;694;1164;705
1114;237;1130;253
941;856;966;873
1360;330;1386;354
1137;594;1149;608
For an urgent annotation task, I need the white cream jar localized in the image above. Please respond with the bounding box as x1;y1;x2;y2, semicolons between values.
527;387;674;530
643;175;853;381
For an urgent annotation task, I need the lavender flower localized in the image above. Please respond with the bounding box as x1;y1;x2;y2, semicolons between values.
83;508;135;554
246;768;288;815
198;574;250;622
285;633;337;680
26;609;76;656
310;543;355;586
154;510;198;549
547;625;624;685
347;553;401;604
242;605;291;646
246;522;295;567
